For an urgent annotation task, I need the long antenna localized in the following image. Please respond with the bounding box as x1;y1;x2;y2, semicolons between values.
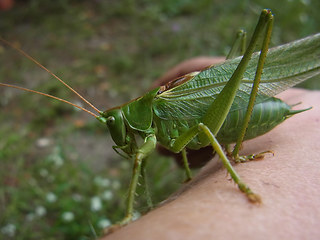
0;37;102;114
0;83;98;118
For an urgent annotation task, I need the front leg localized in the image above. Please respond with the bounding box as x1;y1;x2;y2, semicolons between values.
104;134;157;234
181;148;192;182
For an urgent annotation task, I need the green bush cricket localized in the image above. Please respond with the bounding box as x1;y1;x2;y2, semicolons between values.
1;9;320;232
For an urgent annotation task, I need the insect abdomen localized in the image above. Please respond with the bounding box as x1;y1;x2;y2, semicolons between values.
217;97;295;144
154;97;307;151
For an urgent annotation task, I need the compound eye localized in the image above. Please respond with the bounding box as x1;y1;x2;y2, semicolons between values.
107;116;115;125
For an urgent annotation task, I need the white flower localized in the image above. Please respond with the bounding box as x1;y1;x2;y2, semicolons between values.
98;218;111;228
102;190;113;200
36;137;51;148
48;147;64;167
1;223;16;237
90;196;102;211
112;180;121;190
94;176;111;187
73;101;83;112
26;213;35;222
39;168;49;177
35;206;47;217
132;211;141;221
50;154;64;167
299;13;308;23
46;192;57;203
72;193;83;202
28;178;37;186
300;0;310;5
62;212;75;222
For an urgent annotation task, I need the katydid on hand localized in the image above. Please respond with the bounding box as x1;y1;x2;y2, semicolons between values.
1;9;320;233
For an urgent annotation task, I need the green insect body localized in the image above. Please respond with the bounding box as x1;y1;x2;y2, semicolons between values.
154;97;302;149
1;9;320;233
217;97;302;144
101;32;320;155
151;33;320;151
95;10;320;229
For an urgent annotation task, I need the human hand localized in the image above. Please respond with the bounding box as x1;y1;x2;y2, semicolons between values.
103;58;320;240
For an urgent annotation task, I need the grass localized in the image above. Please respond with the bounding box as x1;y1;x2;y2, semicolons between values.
0;0;320;239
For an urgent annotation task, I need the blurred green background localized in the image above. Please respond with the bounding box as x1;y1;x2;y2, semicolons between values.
0;0;319;239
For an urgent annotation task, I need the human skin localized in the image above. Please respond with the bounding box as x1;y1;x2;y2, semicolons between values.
102;58;320;240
